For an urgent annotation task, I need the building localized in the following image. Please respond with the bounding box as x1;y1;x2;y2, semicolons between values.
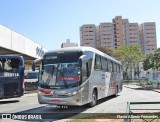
99;23;114;49
140;22;157;55
112;16;127;48
80;16;157;55
0;24;47;69
61;39;77;48
80;24;97;47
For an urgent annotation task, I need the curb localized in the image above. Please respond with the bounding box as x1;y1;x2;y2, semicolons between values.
124;85;160;93
24;90;37;94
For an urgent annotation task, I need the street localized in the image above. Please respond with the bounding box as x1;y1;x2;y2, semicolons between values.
0;86;160;121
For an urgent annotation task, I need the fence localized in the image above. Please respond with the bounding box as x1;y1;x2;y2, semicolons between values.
125;102;160;122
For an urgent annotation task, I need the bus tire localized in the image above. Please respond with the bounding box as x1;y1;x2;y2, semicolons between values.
89;89;97;107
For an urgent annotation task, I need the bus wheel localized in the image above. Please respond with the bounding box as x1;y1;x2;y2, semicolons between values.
89;90;97;107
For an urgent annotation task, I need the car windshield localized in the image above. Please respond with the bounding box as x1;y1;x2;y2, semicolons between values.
39;52;82;89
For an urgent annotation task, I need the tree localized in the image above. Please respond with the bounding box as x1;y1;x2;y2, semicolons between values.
143;53;152;71
114;45;142;81
96;46;114;57
143;48;160;71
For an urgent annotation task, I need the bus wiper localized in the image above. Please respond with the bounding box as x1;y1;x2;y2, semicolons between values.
50;86;61;89
68;82;80;88
46;65;56;86
60;69;68;88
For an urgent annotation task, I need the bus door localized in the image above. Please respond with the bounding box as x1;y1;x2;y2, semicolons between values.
79;55;90;105
104;72;111;97
93;54;104;99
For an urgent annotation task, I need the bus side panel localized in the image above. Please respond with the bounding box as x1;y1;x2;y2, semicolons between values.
107;72;116;96
81;79;90;105
104;72;111;97
117;73;123;93
88;70;104;100
0;78;23;99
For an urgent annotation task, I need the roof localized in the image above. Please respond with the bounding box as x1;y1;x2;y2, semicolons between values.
45;46;121;64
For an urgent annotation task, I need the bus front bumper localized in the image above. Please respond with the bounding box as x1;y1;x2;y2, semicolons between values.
38;93;82;106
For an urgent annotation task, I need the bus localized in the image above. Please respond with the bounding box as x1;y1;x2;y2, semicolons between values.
24;70;38;83
24;70;39;90
32;47;122;107
0;55;24;99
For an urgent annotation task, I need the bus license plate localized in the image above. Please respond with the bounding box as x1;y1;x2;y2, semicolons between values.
52;100;60;103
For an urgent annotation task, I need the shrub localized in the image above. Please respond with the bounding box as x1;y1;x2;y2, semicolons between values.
146;81;152;85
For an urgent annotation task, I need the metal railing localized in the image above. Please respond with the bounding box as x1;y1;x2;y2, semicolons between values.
125;101;160;122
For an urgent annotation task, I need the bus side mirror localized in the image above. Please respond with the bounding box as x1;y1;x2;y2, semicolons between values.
32;58;42;71
32;62;35;71
78;55;86;68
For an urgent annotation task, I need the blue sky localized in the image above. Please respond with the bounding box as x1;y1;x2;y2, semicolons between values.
0;0;159;50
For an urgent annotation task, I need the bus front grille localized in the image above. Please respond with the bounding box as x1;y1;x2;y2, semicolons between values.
4;83;19;97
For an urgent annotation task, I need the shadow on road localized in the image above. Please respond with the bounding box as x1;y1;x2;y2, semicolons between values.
96;95;119;106
13;105;88;121
0;100;19;104
10;95;119;121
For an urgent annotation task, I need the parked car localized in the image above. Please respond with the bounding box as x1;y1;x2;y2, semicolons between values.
139;77;149;81
153;77;160;82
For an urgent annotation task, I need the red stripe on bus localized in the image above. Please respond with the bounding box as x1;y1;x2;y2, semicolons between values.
57;76;79;81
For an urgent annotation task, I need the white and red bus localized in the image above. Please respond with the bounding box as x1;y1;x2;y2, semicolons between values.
32;47;122;107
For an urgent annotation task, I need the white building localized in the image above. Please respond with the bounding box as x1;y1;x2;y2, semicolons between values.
61;39;77;48
0;24;47;69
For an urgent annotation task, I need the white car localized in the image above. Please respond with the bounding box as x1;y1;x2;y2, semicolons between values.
139;77;148;81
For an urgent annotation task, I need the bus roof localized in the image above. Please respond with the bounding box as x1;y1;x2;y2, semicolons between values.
0;55;24;60
45;47;121;64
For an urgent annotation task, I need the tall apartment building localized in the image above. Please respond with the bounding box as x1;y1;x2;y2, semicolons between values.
140;22;157;55
80;24;96;47
126;23;140;46
99;23;115;49
80;16;157;55
112;16;127;48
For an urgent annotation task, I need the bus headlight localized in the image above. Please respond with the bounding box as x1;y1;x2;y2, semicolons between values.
67;91;78;96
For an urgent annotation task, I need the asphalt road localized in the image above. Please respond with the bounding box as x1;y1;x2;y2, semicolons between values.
0;86;160;121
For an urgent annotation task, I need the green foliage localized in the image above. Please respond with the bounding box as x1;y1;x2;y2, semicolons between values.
143;53;152;71
114;46;142;69
114;45;142;80
146;81;152;85
138;81;145;86
96;46;114;57
143;48;160;71
114;45;142;66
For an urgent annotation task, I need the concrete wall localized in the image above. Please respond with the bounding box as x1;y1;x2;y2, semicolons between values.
0;25;47;58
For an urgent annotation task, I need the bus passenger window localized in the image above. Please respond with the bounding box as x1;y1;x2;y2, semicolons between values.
117;64;120;73
94;55;101;70
110;61;113;72
101;57;108;72
114;63;117;72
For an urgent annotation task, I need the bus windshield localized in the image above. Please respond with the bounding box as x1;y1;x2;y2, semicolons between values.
24;71;38;79
0;56;24;99
0;58;20;77
39;52;82;89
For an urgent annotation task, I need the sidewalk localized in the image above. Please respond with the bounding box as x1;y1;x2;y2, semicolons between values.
123;84;160;93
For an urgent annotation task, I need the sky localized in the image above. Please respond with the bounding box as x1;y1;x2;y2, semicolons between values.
0;0;159;50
